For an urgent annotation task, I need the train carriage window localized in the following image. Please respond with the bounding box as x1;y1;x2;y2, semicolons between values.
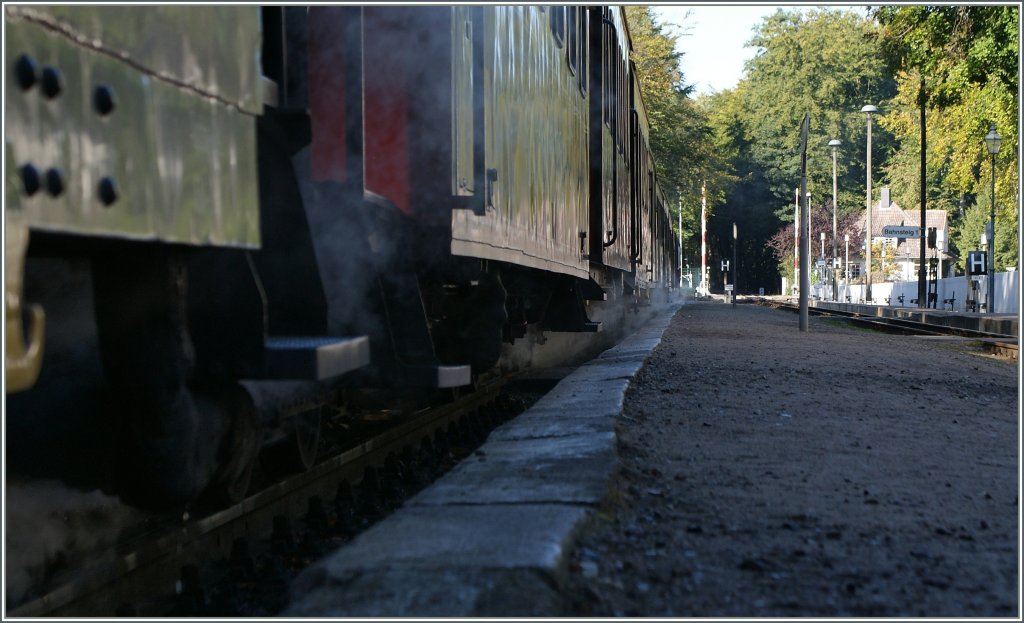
567;6;578;76
550;7;564;48
621;60;629;153
564;7;586;95
603;46;609;124
617;62;623;152
578;8;587;95
604;11;613;126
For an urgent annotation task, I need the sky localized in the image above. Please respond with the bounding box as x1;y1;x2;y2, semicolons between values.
651;5;834;97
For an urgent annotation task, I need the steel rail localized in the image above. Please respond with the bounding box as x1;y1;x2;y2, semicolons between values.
760;299;1017;359
9;379;507;617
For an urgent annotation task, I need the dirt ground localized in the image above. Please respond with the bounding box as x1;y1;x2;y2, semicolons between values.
560;301;1019;617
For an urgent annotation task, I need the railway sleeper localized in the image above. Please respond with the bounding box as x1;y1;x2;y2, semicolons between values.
333;481;362;536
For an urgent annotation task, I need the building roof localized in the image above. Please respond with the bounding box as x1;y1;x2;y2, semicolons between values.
854;188;954;261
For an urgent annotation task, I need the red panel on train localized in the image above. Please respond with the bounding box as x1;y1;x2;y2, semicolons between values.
309;7;348;183
363;9;411;214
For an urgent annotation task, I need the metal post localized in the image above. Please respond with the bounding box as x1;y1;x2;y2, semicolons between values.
700;182;707;297
732;222;737;308
678;198;683;289
862;105;878;303
829;139;840;302
794;187;799;296
820;232;825;299
984;123;1002;314
799;113;810;331
845;233;850;301
918;77;927;308
988;153;996;313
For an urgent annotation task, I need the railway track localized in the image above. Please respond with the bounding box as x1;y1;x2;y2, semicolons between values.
9;376;534;617
759;299;1018;360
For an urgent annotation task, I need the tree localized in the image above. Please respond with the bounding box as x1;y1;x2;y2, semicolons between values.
706;8;895;292
767;200;863;286
870;240;901;283
625;7;730;260
737;9;897;215
874;6;1019;271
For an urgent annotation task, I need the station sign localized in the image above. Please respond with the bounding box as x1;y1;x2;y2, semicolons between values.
967;251;988;275
881;225;921;237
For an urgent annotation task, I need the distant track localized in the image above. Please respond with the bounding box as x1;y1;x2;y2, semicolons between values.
757;299;1018;360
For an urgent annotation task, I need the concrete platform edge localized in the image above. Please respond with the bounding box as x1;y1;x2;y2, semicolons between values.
284;301;683;617
808;300;1018;336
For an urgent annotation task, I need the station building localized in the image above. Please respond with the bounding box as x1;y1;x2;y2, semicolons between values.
851;187;954;283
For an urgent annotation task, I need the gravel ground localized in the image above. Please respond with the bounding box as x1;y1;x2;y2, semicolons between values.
560;301;1019;617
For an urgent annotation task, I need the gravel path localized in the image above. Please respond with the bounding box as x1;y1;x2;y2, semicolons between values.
560;301;1019;617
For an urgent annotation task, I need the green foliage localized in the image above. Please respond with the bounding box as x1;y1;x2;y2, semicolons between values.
624;7;731;258
874;6;1019;271
734;9;897;214
647;6;1018;288
704;8;895;291
870;240;901;282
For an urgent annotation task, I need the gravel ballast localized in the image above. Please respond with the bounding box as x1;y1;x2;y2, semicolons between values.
559;301;1019;617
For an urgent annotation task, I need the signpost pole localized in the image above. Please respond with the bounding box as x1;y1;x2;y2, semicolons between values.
799;113;810;331
732;223;738;308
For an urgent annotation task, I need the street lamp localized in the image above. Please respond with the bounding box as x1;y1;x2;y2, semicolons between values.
862;105;878;302
984;123;1002;313
829;139;841;302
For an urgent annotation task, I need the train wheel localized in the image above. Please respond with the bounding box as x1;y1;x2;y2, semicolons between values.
93;250;263;509
262;407;322;476
200;385;263;507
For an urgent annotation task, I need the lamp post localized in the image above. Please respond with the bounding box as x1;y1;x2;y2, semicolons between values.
984;124;1002;314
829;139;841;302
862;105;878;302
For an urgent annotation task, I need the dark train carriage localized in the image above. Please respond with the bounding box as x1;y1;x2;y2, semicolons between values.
653;184;678;297
452;6;591;281
629;67;657;295
5;6;371;507
4;5;682;509
307;5;604;374
5;6;266;392
587;6;634;292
